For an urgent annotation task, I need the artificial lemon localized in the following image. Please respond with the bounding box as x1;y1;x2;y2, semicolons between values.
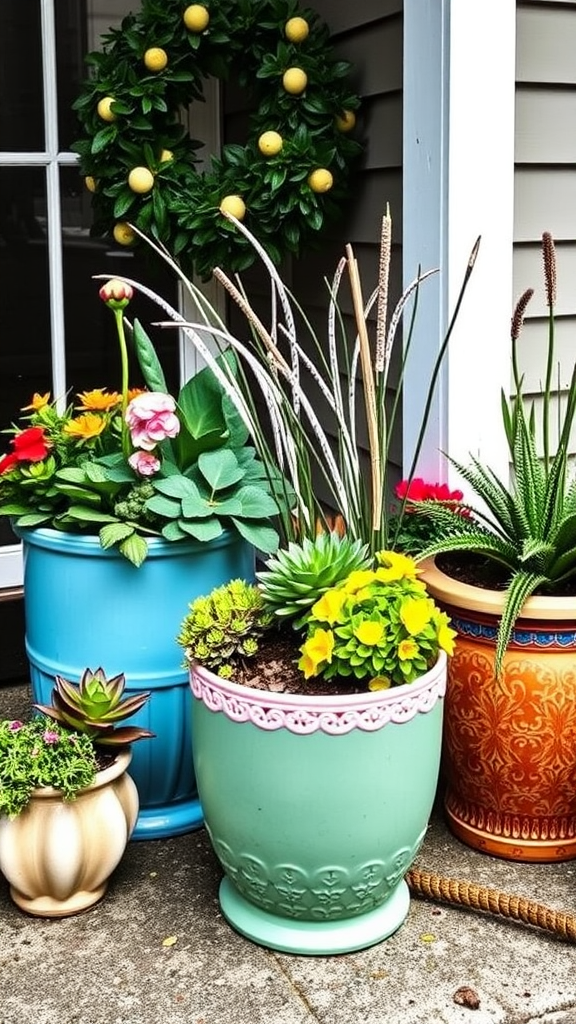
285;17;309;43
183;4;210;32
84;176;97;193
144;47;168;72
258;131;283;157
128;166;155;193
219;195;246;220
159;149;174;163
335;109;356;133
308;168;334;193
97;96;116;122
282;67;308;95
113;222;137;246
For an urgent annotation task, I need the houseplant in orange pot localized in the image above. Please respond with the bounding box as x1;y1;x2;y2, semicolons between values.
415;232;576;862
0;667;152;917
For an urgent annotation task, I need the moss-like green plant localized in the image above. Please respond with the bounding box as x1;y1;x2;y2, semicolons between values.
178;578;274;678
0;717;98;818
257;531;371;625
33;667;153;747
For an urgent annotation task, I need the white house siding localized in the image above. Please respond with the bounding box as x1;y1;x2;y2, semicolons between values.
514;1;576;446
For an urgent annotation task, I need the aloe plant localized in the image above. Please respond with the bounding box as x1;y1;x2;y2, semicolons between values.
33;667;154;746
417;232;576;673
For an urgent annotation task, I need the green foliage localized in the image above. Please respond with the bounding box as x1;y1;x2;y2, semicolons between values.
417;233;576;673
72;0;362;279
0;717;98;818
299;551;456;687
178;578;274;678
257;530;371;625
33;667;154;747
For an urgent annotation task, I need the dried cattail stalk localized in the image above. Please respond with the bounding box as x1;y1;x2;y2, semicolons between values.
511;288;534;342
375;207;392;372
541;231;557;307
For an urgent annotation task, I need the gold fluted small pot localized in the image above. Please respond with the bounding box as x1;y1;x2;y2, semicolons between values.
420;557;576;863
0;748;138;916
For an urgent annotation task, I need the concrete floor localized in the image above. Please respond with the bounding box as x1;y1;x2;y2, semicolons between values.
1;680;575;1024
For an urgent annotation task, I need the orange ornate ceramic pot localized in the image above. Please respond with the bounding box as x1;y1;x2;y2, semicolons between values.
420;557;576;862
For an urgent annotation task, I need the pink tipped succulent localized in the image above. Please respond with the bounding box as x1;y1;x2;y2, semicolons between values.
33;666;154;747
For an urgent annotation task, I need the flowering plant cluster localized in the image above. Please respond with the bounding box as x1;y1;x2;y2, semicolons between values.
180;541;455;691
0;666;152;819
390;477;469;557
299;550;456;687
0;279;283;565
0;717;98;819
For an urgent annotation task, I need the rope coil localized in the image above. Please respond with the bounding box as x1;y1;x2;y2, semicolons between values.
406;868;576;942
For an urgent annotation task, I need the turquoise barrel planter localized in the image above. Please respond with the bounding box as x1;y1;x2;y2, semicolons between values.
190;652;446;955
16;526;254;840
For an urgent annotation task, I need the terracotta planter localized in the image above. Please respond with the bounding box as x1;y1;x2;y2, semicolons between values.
420;556;576;862
0;749;138;917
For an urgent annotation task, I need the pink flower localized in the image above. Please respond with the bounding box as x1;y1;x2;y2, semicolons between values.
43;729;60;745
129;451;161;476
8;720;23;731
125;392;180;451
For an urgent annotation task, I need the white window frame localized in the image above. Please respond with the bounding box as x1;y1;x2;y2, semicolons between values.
0;0;222;590
402;0;516;493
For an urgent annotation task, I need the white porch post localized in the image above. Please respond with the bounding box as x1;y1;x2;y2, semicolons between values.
402;0;516;490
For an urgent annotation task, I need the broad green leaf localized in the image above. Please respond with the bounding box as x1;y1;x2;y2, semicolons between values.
198;449;244;491
146;494;181;517
14;512;50;527
153;475;200;499
178;518;223;542
64;506;118;523
181;494;213;518
133;319;168;393
235;485;279;518
231;518;279;554
99;522;135;548
119;532;149;568
161;521;187;541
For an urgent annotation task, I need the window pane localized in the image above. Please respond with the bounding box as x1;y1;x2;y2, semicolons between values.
60;167;180;399
0;166;50;546
0;1;44;152
56;0;88;153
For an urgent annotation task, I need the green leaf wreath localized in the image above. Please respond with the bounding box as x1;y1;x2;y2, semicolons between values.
72;0;362;279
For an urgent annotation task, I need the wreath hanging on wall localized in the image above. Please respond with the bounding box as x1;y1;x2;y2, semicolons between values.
73;0;362;280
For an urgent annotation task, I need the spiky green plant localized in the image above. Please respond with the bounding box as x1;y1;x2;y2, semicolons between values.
257;531;371;625
33;667;153;747
417;232;576;674
177;578;274;679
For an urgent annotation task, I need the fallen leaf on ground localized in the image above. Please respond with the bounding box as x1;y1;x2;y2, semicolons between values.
162;935;178;947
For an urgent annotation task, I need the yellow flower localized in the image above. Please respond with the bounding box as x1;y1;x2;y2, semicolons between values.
400;597;433;635
398;638;419;661
354;620;385;646
22;392;51;411
298;628;334;678
76;389;121;411
63;413;107;439
343;569;375;594
127;387;147;403
437;620;457;656
368;676;392;692
375;550;419;582
311;588;347;624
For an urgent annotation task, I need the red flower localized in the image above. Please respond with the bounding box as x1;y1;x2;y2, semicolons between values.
395;477;468;515
0;426;51;474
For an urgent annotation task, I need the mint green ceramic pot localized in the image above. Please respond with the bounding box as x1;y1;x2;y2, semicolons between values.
190;651;446;955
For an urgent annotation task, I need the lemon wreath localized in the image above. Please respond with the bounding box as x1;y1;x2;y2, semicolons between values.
73;0;361;280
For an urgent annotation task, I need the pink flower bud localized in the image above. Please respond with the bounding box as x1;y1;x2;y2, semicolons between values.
129;451;161;476
99;278;134;306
